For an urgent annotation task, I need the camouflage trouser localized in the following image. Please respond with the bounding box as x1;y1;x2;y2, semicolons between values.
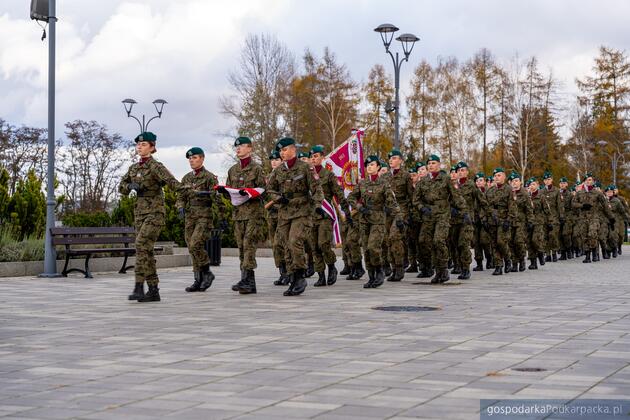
572;220;584;251
509;223;527;262
560;220;573;252
614;220;625;248
268;215;284;268
134;212;165;286
448;223;459;266
583;217;600;250
360;222;385;270
185;215;211;271
473;223;492;264
545;222;560;252
346;221;362;264
419;215;450;270
416;221;432;269
452;222;473;268
598;217;610;251
407;220;421;266
489;222;511;268
312;216;336;273
386;214;406;267
276;216;311;272
527;224;546;257
304;221;315;264
234;219;263;270
382;215;392;267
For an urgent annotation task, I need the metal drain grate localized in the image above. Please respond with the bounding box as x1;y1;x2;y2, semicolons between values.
372;306;440;312
512;367;547;372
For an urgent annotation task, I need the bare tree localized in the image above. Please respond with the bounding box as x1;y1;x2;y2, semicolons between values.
406;60;436;160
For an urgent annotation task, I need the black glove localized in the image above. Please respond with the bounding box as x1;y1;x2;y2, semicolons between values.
278;194;290;205
547;223;553;232
581;203;592;210
609;219;615;229
384;207;392;216
359;206;371;215
450;207;459;217
502;220;510;232
463;213;472;225
482;220;490;231
195;190;212;196
238;189;248;196
492;214;499;225
219;219;229;231
346;215;354;227
178;207;185;220
395;219;405;231
316;207;327;218
421;207;432;216
216;186;227;194
559;218;565;225
527;222;534;233
128;182;141;193
407;217;414;226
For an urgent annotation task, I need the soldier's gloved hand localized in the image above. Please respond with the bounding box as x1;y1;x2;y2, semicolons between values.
346;215;354;227
421;207;432;216
359;206;370;215
609;219;615;229
527;222;534;233
407;217;414;226
450;207;459;217
278;194;290;205
178;207;185;220
463;213;472;225
559;218;565;225
128;182;141;193
502;220;510;232
216;186;227;194
219;219;229;231
581;203;592;210
395;219;405;231
546;223;553;232
482;220;490;231
316;207;327;218
384;207;391;216
238;189;248;196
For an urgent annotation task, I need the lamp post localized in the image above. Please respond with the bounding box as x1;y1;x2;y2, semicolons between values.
122;98;168;132
596;140;630;185
374;23;419;150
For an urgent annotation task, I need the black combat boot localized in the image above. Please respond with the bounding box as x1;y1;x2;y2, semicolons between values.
612;247;618;258
198;264;215;291
545;253;551;262
473;260;484;271
364;269;376;288
538;252;546;266
305;261;315;278
274;264;290;286
232;270;246;291
313;271;327;287
504;260;512;274
354;262;365;279
327;263;338;286
451;265;462;275
185;272;201;292
383;263;392;277
519;259;526;272
603;249;610;259
486;256;494;269
340;261;351;275
128;282;145;300
575;248;582;257
618;245;622;255
528;258;538;270
284;268;307;296
492;266;503;276
448;259;454;269
430;268;442;284
372;267;385;288
552;251;558;262
567;249;574;259
559;250;567;260
138;285;160;302
438;268;450;283
582;249;592;263
422;267;435;279
387;266;404;282
458;267;471;280
593;248;600;262
238;270;257;294
405;261;418;273
346;262;362;280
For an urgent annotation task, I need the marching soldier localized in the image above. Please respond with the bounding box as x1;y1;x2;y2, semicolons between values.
605;185;627;258
485;168;517;275
508;172;532;272
472;172;493;270
265;150;290;286
413;155;468;284
406;165;421;273
348;155;403;288
299;151;316;278
267;137;324;296
309;145;351;287
223;136;266;295
378;160;393;277
177;147;221;293
120;132;189;302
541;171;564;262
526;177;550;269
558;177;573;260
613;186;630;254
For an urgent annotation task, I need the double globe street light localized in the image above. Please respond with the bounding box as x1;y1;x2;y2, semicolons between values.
374;23;419;149
122;98;168;133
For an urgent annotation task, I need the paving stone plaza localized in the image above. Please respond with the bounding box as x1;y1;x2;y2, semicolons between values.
1;249;630;419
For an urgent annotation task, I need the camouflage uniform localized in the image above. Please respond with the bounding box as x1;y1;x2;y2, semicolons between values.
572;183;614;262
267;147;323;296
348;173;401;288
559;187;573;259
413;169;468;283
472;183;493;270
120;153;186;301
542;182;565;261
527;187;550;269
509;186;533;272
607;194;626;257
383;167;414;281
485;177;517;275
455;173;488;278
571;187;585;256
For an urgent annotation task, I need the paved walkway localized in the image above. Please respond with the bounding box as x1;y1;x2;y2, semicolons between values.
1;248;630;419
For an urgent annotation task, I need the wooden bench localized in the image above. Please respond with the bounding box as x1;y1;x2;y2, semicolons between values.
50;227;162;278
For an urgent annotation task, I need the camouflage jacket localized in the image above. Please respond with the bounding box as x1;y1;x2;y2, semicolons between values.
511;188;533;225
572;187;613;221
176;167;220;219
265;174;279;220
348;175;400;225
267;159;323;221
314;165;349;221
542;185;565;223
412;171;467;222
609;196;628;225
529;190;551;225
485;183;517;224
456;178;489;225
559;189;574;222
385;169;414;217
226;160;266;221
119;157;184;216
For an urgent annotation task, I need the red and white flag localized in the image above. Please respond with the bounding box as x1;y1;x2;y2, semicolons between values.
214;186;265;206
324;129;365;198
321;198;342;246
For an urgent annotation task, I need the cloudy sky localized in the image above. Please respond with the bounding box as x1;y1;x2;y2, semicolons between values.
1;0;629;179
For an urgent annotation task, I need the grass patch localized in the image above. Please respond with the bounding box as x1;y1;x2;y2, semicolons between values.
0;228;45;262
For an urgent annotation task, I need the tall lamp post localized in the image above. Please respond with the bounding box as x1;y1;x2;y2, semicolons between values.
374;23;419;150
122;98;168;132
596;140;630;185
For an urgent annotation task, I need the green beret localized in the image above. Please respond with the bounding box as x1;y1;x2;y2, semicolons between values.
493;167;505;175
584;172;594;179
486;176;493;182
387;148;403;159
364;155;379;166
439;169;447;175
234;136;252;147
379;160;388;168
134;131;157;143
538;184;545;190
427;154;440;163
474;172;485;181
507;171;520;181
450;165;457;173
268;150;280;160
611;184;617;190
559;176;568;183
298;151;309;159
408;167;417;174
543;170;553;180
528;177;537;184
569;185;576;192
415;161;426;169
605;184;615;191
595;181;602;188
275;137;295;150
185;147;204;158
310;145;325;155
455;161;468;170
524;179;531;187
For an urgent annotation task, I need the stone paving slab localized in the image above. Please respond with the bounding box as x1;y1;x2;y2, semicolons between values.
1;247;629;419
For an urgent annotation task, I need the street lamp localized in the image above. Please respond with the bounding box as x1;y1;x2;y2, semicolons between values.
596;140;630;185
122;98;168;132
374;23;419;149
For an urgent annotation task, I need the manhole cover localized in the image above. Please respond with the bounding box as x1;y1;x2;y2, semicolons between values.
372;306;441;312
512;367;547;372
